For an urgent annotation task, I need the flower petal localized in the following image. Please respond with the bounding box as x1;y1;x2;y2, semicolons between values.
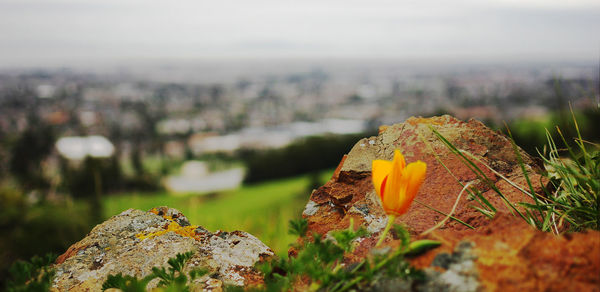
385;160;426;216
403;161;427;203
372;160;393;199
373;150;426;217
393;149;406;170
382;151;407;213
385;150;406;203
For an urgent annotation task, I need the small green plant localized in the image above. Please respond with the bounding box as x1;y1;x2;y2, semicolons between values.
102;251;207;292
4;253;56;292
257;218;438;291
102;274;152;292
288;217;309;237
533;122;599;231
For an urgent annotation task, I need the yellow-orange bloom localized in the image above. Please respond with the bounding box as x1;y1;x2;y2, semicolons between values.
372;150;427;216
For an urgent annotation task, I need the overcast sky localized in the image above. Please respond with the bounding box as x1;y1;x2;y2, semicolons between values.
0;0;598;68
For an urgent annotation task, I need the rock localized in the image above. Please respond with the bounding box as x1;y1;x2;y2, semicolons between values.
416;214;600;291
52;206;274;291
301;115;600;291
422;241;479;292
304;115;543;239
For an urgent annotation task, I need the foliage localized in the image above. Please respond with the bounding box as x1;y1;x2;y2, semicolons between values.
239;133;374;183
61;156;123;198
533;120;600;231
0;184;93;288
102;251;207;292
288;217;308;237
257;218;437;291
8;120;55;190
4;253;56;292
430;110;599;233
102;274;152;292
506;109;600;156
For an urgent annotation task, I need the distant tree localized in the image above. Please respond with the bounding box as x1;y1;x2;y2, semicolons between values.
240;132;376;183
9;117;55;190
0;127;8;177
60;155;121;223
131;143;145;176
65;156;122;198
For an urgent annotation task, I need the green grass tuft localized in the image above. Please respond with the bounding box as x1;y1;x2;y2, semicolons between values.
430;112;599;234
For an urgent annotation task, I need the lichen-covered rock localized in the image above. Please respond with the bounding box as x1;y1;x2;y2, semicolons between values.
301;115;600;291
51;206;274;291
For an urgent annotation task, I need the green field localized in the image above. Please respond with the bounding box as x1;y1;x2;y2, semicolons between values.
102;170;333;256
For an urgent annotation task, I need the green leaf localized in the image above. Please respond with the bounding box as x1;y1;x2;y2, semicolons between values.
331;220;368;252
404;240;441;256
189;268;208;280
168;251;194;273
101;273;150;292
288;218;309;237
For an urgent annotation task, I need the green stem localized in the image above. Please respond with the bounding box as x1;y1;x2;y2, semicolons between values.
376;214;396;247
337;276;364;292
308;282;321;292
337;242;404;292
332;263;342;273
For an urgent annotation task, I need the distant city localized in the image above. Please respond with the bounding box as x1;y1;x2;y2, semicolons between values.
0;60;597;160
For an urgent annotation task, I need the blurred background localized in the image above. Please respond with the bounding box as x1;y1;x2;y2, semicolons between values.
0;0;599;284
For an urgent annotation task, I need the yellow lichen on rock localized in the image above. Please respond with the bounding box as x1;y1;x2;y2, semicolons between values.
136;212;202;241
53;207;275;291
148;207;162;216
406;116;446;126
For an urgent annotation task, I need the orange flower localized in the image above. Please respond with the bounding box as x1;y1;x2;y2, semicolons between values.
372;150;427;216
372;150;426;246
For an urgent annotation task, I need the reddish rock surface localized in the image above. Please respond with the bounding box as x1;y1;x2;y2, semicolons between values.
302;115;600;291
304;115;542;237
411;214;600;291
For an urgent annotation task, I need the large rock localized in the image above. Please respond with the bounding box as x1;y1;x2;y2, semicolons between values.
52;206;274;291
304;115;542;237
302;115;600;291
415;213;600;291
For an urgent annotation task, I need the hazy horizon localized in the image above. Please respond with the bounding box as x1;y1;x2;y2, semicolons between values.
1;0;599;69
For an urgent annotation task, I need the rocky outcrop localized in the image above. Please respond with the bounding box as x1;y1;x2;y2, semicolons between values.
51;206;273;291
304;115;544;238
302;115;600;291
